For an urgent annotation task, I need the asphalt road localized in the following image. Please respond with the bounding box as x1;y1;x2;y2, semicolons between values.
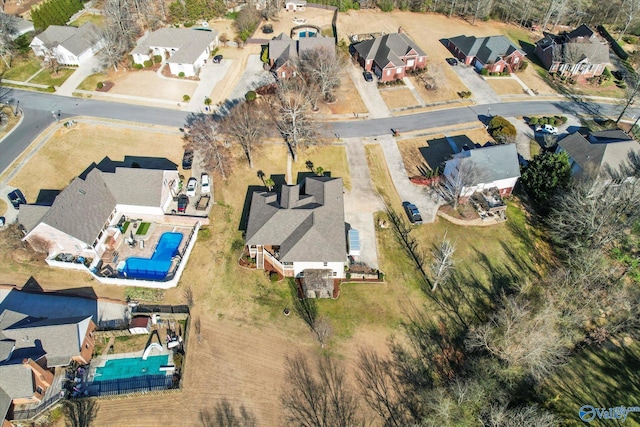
1;87;637;175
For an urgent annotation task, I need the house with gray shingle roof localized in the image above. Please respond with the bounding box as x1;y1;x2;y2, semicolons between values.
535;24;609;77
443;143;520;199
18;162;180;260
245;176;347;279
30;23;102;66
556;130;640;180
447;35;525;73
268;32;335;79
1;13;34;39
131;28;218;77
352;30;427;82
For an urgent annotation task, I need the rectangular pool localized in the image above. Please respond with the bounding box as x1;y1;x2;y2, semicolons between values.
122;232;183;280
94;355;171;382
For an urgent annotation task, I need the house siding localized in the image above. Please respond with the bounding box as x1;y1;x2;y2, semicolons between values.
25;223;96;258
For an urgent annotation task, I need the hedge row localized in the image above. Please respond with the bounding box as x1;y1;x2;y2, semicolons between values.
597;25;629;60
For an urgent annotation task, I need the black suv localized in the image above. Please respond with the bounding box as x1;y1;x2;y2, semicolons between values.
213;55;223;64
8;189;26;210
363;71;373;82
182;149;194;170
262;24;274;34
403;202;423;224
177;195;189;213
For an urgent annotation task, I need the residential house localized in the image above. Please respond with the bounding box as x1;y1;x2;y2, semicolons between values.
18;161;180;261
30;23;102;66
245;176;347;279
556;130;640;180
447;35;526;73
443;143;520;200
1;13;34;39
0;309;96;424
268;32;335;79
351;30;427;82
131;28;219;77
534;24;609;77
284;0;306;11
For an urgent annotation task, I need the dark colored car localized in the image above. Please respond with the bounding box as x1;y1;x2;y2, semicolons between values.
213;55;223;64
177;195;189;213
403;202;423;224
182;149;193;170
8;189;26;210
363;71;373;82
446;57;459;66
262;24;274;34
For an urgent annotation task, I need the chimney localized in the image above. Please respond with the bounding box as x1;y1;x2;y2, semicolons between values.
398;26;404;33
280;185;299;209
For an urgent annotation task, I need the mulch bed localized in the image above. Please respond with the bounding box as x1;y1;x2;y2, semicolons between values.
439;203;480;220
96;82;114;92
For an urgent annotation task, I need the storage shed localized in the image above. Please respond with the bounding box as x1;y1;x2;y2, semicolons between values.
129;316;152;335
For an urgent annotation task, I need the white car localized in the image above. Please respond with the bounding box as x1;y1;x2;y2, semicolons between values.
201;173;210;194
186;177;198;197
535;124;558;135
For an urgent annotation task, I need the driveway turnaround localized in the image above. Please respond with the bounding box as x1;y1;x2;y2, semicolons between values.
451;65;501;105
346;63;391;119
343;137;384;268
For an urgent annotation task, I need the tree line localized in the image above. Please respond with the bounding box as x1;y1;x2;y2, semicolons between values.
32;0;84;30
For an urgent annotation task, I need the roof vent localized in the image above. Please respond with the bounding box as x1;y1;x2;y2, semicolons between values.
78;189;86;195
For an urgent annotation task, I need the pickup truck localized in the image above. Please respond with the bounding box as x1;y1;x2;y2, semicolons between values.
196;194;211;210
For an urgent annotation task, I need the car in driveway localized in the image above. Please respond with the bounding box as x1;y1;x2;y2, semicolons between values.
363;71;373;82
212;55;223;63
201;173;210;194
535;124;558;134
402;202;423;224
186;177;198;197
8;189;26;210
182;149;193;169
177;195;189;213
262;24;273;34
446;57;459;66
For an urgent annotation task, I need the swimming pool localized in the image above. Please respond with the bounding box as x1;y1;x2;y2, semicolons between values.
93;355;170;382
122;232;183;280
299;31;316;37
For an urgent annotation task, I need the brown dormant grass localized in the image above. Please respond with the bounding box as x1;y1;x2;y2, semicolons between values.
485;77;528;95
379;87;420;109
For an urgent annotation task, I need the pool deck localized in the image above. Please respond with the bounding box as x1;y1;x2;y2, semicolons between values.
88;348;174;381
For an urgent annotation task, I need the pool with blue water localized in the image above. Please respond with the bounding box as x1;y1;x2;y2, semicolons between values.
94;355;170;381
122;232;183;280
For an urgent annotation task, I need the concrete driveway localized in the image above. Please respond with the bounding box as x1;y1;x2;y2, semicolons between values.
226;55;275;105
56;56;104;97
508;114;583;162
346;62;391;119
343;137;384;268
187;59;233;112
451;65;501;105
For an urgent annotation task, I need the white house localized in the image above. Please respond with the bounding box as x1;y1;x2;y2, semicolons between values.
131;28;218;77
443;143;520;200
284;0;306;10
30;23;102;65
245;176;347;279
18;163;180;260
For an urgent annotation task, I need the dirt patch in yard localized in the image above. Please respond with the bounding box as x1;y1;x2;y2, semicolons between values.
485;77;527;96
380;87;420;110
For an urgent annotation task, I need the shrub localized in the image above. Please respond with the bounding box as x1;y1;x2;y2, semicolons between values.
179;71;185;77
378;0;394;12
143;60;153;67
480;68;489;76
96;81;104;89
153;55;162;63
488;115;516;143
269;271;279;282
245;90;257;101
183;94;190;102
603;67;613;81
539;117;547;125
559;116;568;124
133;63;143;70
520;61;529;71
529;117;538;125
457;90;472;98
47;86;55;92
184;21;194;27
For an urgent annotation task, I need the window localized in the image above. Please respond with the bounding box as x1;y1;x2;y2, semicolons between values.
386;70;391;76
323;262;328;266
332;271;337;276
396;67;402;73
407;59;414;66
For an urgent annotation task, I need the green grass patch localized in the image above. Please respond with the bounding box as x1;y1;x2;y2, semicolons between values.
69;13;105;27
1;56;42;81
135;222;151;235
78;72;109;90
121;221;130;234
30;67;75;86
542;341;640;426
124;287;165;302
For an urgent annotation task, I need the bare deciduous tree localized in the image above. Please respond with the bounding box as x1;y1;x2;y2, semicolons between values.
221;101;267;168
618;0;640;41
299;47;343;103
440;157;483;209
63;398;99;427
183;285;194;308
0;14;17;68
480;403;558;427
184;113;233;180
281;353;365;427
199;399;258;427
617;69;640;123
429;233;455;291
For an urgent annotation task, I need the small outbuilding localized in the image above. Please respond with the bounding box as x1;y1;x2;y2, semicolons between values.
129;316;152;335
284;0;306;11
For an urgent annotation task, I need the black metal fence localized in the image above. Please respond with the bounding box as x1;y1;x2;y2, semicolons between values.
87;375;174;397
12;394;62;420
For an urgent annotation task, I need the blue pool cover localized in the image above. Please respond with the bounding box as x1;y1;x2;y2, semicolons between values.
123;232;183;280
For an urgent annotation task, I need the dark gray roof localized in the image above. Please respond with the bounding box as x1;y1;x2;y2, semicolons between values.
17;205;50;234
0;365;34;399
353;32;426;68
132;28;218;65
1;13;34;38
102;168;166;206
0;387;11;422
35;23;98;56
453;143;520;184
269;33;335;69
245;177;346;263
449;35;524;64
558;131;640;178
535;25;609;64
0;339;15;362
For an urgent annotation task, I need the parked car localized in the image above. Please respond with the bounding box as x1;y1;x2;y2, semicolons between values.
201;173;210;194
186;177;198;197
212;55;223;64
262;24;274;34
182;149;193;170
363;71;373;82
8;189;26;210
446;57;459;66
177;195;189;213
535;124;558;134
403;202;423;224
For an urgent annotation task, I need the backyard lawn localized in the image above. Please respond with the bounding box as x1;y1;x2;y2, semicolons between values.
69;13;105;27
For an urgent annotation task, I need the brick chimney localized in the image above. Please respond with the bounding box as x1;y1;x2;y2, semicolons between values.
398;26;404;33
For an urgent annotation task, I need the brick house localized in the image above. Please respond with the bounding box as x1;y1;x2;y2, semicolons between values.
268;33;335;79
447;35;526;73
351;30;427;82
